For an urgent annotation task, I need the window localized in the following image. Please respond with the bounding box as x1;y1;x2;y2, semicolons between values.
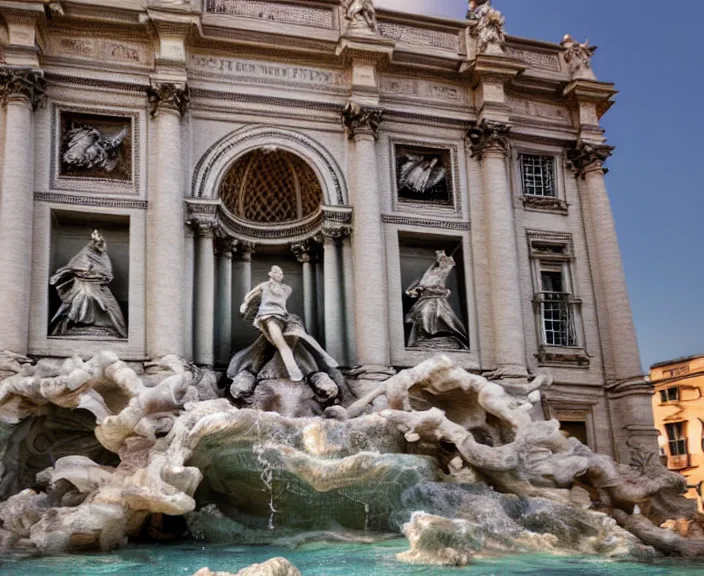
665;422;687;456
520;154;556;197
538;263;577;347
660;387;680;404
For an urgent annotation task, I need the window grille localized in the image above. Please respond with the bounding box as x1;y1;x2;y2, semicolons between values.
539;292;577;347
659;387;679;404
665;422;687;456
521;154;556;197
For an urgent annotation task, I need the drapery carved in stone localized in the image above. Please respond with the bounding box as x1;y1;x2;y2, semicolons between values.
344;0;377;34
342;101;383;141
468;1;506;55
0;69;46;111
467;119;511;160
147;82;190;118
567;140;614;177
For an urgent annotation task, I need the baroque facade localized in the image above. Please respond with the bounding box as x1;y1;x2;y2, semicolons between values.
0;0;654;461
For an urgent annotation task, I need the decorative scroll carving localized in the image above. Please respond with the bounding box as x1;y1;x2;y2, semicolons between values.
344;0;377;34
342;101;382;140
147;83;189;118
405;250;469;350
561;35;596;80
49;230;127;340
567;140;614;177
238;241;256;262
522;195;568;215
0;69;46;111
205;0;335;29
468;1;506;55
290;241;313;264
467;119;511;160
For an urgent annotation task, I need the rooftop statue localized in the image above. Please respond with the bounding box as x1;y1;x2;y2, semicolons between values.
405;250;468;350
49;230;127;339
61;124;129;174
561;34;597;80
344;0;377;33
468;0;506;55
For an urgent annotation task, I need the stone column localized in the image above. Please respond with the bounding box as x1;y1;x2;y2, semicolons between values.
321;231;346;364
146;82;190;358
342;102;389;366
0;69;45;354
291;242;316;337
184;224;195;360
569;141;656;457
238;242;255;297
468;120;527;377
217;238;235;365
194;222;216;367
341;235;357;365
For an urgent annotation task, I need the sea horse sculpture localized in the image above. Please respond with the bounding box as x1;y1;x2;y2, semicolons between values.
50;230;127;339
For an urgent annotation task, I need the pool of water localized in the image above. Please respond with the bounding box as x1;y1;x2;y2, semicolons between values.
2;540;703;576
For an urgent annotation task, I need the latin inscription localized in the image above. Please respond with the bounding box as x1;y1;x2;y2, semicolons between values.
190;55;349;88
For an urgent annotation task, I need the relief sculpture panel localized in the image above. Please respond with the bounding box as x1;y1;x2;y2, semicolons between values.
205;0;335;29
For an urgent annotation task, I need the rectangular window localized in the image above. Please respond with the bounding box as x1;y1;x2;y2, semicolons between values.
660;387;679;404
521;154;556;197
538;263;577;347
666;422;687;456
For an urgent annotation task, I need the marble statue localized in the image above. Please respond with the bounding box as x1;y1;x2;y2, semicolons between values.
61;124;129;173
344;0;377;33
469;0;506;55
49;230;127;339
226;267;343;415
405;251;468;350
561;34;597;80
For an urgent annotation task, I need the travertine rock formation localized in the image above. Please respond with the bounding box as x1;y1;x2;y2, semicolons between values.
193;558;301;576
0;351;702;560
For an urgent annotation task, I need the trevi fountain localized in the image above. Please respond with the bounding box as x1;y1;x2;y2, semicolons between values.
0;0;702;575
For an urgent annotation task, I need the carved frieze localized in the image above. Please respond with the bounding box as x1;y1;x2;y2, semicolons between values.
567;140;614;177
147;83;190;118
205;0;335;29
378;22;460;52
507;97;571;125
504;46;561;72
342;101;383;140
48;36;150;67
467;119;511;160
380;76;463;103
189;55;350;92
0;69;46;110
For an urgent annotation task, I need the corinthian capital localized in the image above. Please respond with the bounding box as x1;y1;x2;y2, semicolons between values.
0;69;46;111
342;100;383;141
147;82;190;118
567;140;614;177
467;119;511;160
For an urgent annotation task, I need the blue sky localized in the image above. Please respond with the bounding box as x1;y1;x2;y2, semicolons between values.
378;0;704;370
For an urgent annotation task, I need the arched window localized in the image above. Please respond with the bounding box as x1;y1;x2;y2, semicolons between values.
220;149;323;224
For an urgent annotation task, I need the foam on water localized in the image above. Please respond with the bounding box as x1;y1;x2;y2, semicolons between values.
1;541;703;576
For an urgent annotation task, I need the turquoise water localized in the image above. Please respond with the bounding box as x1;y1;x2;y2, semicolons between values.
2;541;703;576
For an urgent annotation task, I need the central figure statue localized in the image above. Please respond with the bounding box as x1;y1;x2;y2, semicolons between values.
228;266;338;383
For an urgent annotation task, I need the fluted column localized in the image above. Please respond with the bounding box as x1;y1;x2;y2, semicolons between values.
468;120;526;376
194;222;216;367
184;224;195;360
342;102;389;366
146;82;190;358
322;231;346;364
292;242;317;337
217;238;235;365
341;235;357;365
0;69;45;354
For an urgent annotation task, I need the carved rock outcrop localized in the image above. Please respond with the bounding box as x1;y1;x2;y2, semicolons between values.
193;558;301;576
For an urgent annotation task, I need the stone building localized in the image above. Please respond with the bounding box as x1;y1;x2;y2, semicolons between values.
651;355;704;510
0;0;655;461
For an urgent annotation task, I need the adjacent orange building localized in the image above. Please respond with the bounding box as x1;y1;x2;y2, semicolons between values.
650;355;704;511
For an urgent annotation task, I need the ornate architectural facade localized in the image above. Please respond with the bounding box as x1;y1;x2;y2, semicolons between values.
0;0;654;461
